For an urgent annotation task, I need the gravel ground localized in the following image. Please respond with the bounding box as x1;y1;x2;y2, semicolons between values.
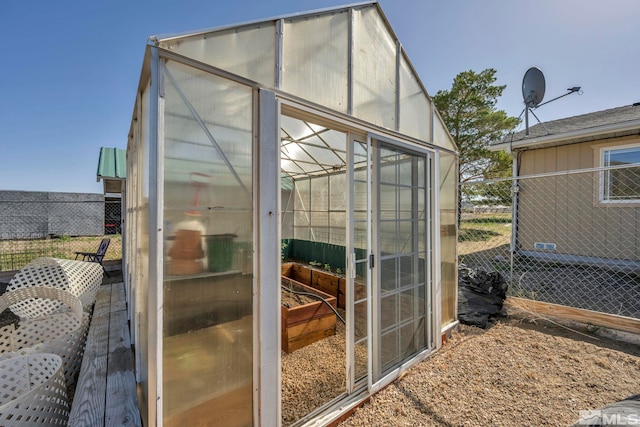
339;308;640;427
282;308;348;426
281;304;640;427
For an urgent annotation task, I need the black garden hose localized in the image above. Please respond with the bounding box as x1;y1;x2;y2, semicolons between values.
281;285;346;325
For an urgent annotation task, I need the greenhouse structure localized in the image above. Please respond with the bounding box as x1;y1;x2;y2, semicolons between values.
124;2;458;426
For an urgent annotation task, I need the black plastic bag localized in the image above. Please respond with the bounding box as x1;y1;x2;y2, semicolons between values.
457;264;508;328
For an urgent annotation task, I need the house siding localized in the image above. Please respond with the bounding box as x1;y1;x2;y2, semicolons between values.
517;135;640;261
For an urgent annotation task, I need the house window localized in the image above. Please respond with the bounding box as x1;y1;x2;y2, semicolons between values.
601;144;640;202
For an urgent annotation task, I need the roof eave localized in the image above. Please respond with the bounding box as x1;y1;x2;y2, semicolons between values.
490;119;640;152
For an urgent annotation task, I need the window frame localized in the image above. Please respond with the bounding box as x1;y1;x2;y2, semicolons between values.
598;142;640;204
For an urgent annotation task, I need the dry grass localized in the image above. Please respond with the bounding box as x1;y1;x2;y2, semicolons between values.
458;213;511;256
0;235;122;271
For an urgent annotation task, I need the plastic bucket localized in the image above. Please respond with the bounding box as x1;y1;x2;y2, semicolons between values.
206;234;236;272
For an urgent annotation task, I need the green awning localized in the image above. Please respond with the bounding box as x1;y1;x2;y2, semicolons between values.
97;147;126;194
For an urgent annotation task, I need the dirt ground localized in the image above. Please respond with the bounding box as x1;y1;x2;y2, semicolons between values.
339;307;640;427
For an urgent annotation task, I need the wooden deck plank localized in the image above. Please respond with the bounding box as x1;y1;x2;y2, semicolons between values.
105;308;141;426
69;282;141;426
68;284;112;426
110;281;127;314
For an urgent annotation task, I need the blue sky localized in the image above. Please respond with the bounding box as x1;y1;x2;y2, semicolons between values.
1;0;638;194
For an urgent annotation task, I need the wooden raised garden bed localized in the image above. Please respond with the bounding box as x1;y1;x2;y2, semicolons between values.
282;262;346;309
281;262;366;310
281;274;337;353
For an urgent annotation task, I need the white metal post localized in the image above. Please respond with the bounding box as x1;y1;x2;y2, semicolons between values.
433;150;442;351
148;46;165;426
258;89;281;426
345;133;355;394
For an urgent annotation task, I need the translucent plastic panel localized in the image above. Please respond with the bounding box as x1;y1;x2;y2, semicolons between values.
354;339;368;380
280;115;311;141
162;62;253;200
281;142;317;165
433;114;457;151
380;257;397;292
439;151;458;326
399;54;431;142
294;211;311;228
380;161;397;185
283;11;349;113
354;223;368;248
400;289;414;322
294;179;310;211
329;173;346;211
380;329;398;371
353;7;397;129
329;211;346;228
353;181;368;220
379;184;397;219
310;211;328;227
400;322;416;359
294;225;310;241
379;219;397;253
161;60;254;425
399;255;415;286
399;158;413;187
159;23;276;87
417;284;426;316
310;176;329;211
329;212;346;245
399;187;413;218
418;157;426;189
381;293;397;330
397;221;414;253
281;116;347;176
414;318;426;351
319;127;349;152
300;139;344;169
280;159;305;177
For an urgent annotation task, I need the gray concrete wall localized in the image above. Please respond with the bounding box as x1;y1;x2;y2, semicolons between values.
0;191;104;239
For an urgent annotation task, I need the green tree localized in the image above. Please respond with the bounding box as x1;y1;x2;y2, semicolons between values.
433;69;519;185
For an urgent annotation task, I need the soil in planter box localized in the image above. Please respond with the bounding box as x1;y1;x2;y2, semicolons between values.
281;279;337;353
281;286;317;308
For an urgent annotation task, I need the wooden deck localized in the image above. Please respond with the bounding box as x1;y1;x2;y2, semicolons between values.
69;280;141;426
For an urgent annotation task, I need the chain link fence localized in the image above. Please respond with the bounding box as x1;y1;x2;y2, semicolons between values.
105;199;122;235
0;193;122;272
460;165;640;320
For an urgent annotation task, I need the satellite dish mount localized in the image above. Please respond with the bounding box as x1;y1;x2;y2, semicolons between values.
521;67;581;135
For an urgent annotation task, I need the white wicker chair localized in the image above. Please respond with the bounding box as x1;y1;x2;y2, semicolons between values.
7;257;103;313
0;287;90;392
0;353;70;425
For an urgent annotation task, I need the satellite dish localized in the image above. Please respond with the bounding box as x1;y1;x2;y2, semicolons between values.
522;67;546;108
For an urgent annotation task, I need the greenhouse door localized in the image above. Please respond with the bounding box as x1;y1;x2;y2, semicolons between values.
346;136;432;391
345;135;372;392
371;139;431;386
